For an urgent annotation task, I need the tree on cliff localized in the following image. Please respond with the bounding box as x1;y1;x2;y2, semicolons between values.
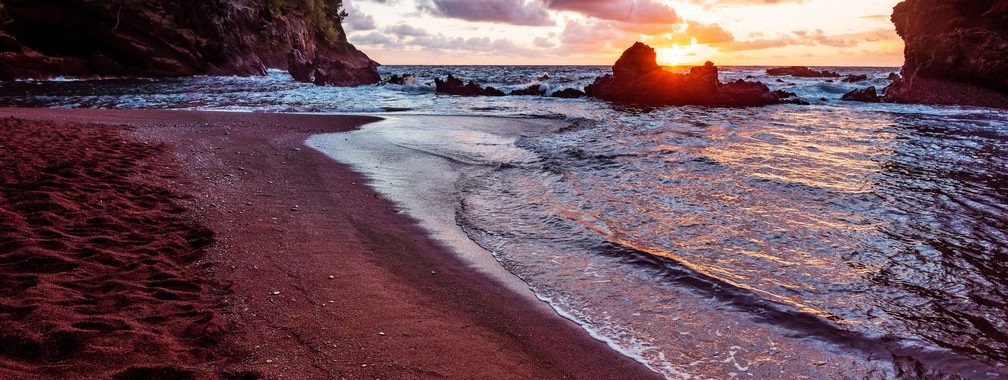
264;0;349;42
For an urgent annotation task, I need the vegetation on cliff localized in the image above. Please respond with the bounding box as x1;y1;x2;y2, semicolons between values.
263;0;348;42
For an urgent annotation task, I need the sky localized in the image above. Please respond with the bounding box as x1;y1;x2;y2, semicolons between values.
342;0;905;66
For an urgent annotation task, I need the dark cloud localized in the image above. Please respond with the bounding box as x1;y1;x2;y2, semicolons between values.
544;0;680;24
418;0;554;26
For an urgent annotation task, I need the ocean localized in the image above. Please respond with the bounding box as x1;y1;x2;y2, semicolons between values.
4;66;1007;378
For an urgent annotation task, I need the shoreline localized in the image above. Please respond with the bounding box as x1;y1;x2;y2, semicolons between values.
0;108;660;379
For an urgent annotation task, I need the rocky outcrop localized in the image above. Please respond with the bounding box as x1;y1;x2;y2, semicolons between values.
883;0;1008;108
766;67;840;78
842;87;881;102
552;88;586;98
585;42;783;107
842;74;868;83
383;74;414;85
510;84;546;96
434;75;505;96
0;0;379;86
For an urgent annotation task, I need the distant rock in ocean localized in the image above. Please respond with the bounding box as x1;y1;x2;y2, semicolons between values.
842;87;881;103
766;67;840;78
552;88;586;98
0;0;379;86
585;42;784;107
883;0;1008;108
510;84;547;96
435;75;505;96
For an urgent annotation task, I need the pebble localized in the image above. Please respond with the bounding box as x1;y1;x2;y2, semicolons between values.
291;205;300;211
328;275;335;280
266;359;273;364
378;332;385;336
271;291;281;295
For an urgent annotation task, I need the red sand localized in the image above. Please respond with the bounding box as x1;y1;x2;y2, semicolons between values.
0;108;660;379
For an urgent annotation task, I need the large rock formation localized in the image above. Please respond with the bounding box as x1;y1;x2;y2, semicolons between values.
586;42;783;107
766;67;840;78
884;0;1008;108
0;0;379;86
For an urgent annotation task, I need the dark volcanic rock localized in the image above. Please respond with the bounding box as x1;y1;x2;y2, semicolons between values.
842;87;881;102
883;0;1008;108
766;67;841;78
383;74;414;85
288;50;314;83
0;0;379;86
585;42;783;107
842;74;869;83
552;88;586;98
510;84;546;96
312;50;381;87
435;75;505;96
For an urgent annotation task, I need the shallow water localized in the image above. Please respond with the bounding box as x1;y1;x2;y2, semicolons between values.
5;66;1008;378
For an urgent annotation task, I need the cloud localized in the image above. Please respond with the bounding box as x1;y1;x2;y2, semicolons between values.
544;0;680;24
418;0;554;26
343;0;377;31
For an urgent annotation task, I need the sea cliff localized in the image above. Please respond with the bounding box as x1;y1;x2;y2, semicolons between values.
0;0;378;85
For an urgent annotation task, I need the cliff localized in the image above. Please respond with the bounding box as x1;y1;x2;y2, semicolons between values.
884;0;1008;108
0;0;379;86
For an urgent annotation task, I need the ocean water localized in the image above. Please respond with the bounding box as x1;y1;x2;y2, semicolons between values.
4;66;1008;378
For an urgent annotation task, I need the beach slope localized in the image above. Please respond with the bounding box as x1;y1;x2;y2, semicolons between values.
0;108;659;379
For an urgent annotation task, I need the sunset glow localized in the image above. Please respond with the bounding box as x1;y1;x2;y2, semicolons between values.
344;0;905;66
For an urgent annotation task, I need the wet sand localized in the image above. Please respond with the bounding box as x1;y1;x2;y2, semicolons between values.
0;108;660;379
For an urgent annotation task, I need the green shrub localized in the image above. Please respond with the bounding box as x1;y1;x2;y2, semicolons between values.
263;0;347;42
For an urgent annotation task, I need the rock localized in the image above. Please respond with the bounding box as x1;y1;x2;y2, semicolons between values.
434;74;505;96
773;90;798;99
842;74;869;83
539;73;551;80
883;0;1008;108
384;74;414;85
288;50;314;83
766;66;840;78
0;0;379;85
841;87;881;102
585;42;783;107
887;72;901;83
552;88;587;98
312;51;381;87
510;84;546;96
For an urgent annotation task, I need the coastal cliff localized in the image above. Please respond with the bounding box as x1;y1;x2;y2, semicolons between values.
0;0;379;85
885;0;1008;108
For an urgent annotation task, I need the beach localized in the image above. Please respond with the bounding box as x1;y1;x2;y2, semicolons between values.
0;108;661;379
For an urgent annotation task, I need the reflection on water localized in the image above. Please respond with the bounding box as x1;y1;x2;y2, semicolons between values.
457;105;1008;377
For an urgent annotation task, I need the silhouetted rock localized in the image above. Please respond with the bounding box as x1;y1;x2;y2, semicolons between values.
435;75;505;96
774;90;798;99
766;67;840;78
0;0;380;85
552;88;586;98
510;84;546;96
842;87;881;102
888;72;901;82
383;74;414;85
539;73;551;80
585;42;783;107
883;0;1008;108
842;74;869;83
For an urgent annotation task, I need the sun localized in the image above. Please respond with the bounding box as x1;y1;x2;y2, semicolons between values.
655;38;704;66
